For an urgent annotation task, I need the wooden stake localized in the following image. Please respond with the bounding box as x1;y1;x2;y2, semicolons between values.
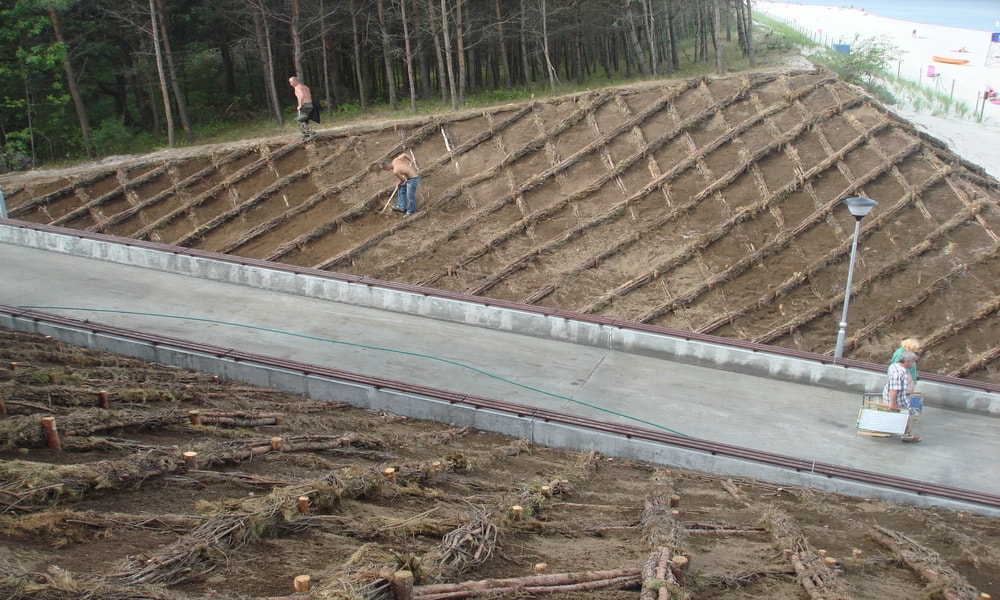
383;467;396;484
293;575;311;592
41;417;61;450
188;410;200;425
270;437;283;451
183;451;198;469
392;570;413;600
297;496;309;514
98;390;108;409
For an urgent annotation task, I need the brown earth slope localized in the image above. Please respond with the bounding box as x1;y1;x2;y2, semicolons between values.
1;327;998;600
3;68;1000;384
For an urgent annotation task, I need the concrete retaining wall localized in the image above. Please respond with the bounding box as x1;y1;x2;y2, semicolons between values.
2;309;996;517
3;221;999;416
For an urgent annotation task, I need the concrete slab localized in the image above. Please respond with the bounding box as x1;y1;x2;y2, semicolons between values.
3;225;1000;514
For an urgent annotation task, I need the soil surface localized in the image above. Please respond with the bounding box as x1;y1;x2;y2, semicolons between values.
2;328;999;600
3;68;1000;386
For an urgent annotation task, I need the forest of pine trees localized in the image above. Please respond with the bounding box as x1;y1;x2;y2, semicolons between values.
0;0;756;167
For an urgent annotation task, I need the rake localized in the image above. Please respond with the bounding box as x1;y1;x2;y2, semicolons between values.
379;187;398;214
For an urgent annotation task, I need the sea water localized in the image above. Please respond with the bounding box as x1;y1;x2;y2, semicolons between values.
763;0;1000;33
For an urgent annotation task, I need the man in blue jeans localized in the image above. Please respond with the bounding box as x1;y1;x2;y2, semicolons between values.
883;351;922;443
383;153;420;216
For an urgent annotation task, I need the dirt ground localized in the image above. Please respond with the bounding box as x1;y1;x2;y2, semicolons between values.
1;327;998;600
4;67;1000;385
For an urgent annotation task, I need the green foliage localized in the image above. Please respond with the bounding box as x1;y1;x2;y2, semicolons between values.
336;101;361;114
91;117;140;156
881;72;974;119
465;87;535;107
1;130;32;171
865;81;898;106
811;34;899;87
0;0;82;166
753;15;821;50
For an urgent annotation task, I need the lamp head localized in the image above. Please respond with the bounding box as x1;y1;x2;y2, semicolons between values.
844;196;878;219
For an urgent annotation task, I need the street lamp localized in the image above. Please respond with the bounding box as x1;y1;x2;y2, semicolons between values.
834;196;878;360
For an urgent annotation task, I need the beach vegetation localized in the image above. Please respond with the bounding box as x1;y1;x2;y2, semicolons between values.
753;16;907;107
753;16;818;54
755;12;983;123
811;34;900;88
883;72;973;119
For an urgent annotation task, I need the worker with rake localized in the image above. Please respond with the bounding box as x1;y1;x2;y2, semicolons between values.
383;152;420;217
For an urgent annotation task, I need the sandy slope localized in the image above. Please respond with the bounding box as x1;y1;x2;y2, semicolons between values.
758;0;1000;178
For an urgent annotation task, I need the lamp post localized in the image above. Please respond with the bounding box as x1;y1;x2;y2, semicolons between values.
834;196;878;360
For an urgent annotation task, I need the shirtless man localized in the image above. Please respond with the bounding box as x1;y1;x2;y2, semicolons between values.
382;153;420;216
288;76;316;138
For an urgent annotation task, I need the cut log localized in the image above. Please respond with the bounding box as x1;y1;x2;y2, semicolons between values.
413;568;640;599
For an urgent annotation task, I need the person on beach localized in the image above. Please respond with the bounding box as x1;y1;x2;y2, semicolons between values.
883;351;923;444
383;153;420;216
289;76;319;139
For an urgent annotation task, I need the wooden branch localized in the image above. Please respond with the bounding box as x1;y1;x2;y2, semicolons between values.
189;411;283;427
790;552;836;600
640;494;685;549
2;400;58;413
413;568;641;599
870;526;980;600
684;522;767;535
641;546;690;600
763;509;851;600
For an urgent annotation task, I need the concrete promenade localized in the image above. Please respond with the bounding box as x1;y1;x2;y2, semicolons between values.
2;221;1000;514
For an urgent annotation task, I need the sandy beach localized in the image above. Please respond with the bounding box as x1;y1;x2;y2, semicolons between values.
757;1;1000;178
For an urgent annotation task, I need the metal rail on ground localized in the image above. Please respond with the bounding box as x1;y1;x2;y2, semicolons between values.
4;305;999;513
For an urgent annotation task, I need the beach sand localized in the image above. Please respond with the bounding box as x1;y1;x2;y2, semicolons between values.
757;1;1000;178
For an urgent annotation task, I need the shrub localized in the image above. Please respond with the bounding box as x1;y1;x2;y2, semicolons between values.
814;34;899;87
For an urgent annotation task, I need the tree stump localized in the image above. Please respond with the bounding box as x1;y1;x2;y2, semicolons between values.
41;417;61;450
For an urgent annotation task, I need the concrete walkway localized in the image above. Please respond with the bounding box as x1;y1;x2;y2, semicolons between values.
2;224;999;512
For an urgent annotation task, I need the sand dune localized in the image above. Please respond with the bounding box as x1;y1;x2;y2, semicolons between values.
757;1;1000;178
